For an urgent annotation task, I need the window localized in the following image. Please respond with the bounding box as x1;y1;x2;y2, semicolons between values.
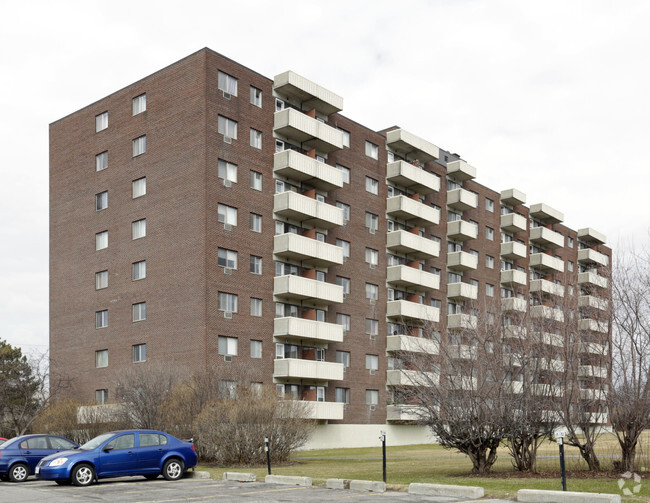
132;218;146;239
486;255;495;269
336;239;350;258
95;112;108;132
338;128;350;148
336;350;350;367
95;270;108;290
486;283;495;297
336;164;350;184
96;191;108;211
132;135;146;157
365;141;378;159
568;237;574;248
336;201;350;221
335;387;350;403
218;248;238;269
486;226;494;240
366;354;379;370
366;319;378;336
336;313;351;331
366;283;378;300
218;336;238;356
218;159;238;183
250;86;262;107
218;204;237;226
219;380;237;398
250;213;262;232
250;255;262;275
95;231;108;250
133;302;146;322
218;71;238;96
96;151;108;171
133;344;146;363
336;276;350;294
365;248;378;266
365;212;378;232
132;94;146;115
250;298;262;317
96;389;108;404
250;340;262;359
485;198;494;212
249;129;262;149
218;292;238;312
132;177;146;198
365;177;378;194
568;261;574;272
275;98;285;111
366;390;379;405
95;349;108;368
218;115;238;139
96;310;108;329
133;260;146;280
250;171;262;191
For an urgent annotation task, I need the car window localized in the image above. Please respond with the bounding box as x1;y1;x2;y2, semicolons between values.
106;434;135;451
21;437;48;449
49;437;76;450
139;433;160;447
159;434;168;446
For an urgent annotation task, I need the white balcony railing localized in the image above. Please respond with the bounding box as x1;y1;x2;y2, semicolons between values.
447;220;478;242
386;161;440;194
529;226;564;249
273;150;344;191
386;300;440;323
386;335;439;354
447;282;478;301
500;213;527;233
447;188;478;211
501;269;527;286
386;196;440;227
273;317;344;344
385;129;439;162
447;251;478;272
274;108;344;153
273;233;344;267
529;253;564;273
500;241;527;260
386;265;440;292
530;279;565;297
386;231;440;259
273;71;344;115
273;358;344;381
387;369;439;387
273;275;343;305
274;191;344;229
578;272;608;289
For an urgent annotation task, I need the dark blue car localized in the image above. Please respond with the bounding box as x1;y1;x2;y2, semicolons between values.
36;430;197;486
0;434;79;482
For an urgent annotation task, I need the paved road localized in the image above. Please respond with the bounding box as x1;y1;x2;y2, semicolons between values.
0;476;514;502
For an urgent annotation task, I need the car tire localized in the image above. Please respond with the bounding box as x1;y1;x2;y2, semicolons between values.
162;458;184;481
55;480;70;485
9;463;29;482
71;464;95;487
144;474;159;480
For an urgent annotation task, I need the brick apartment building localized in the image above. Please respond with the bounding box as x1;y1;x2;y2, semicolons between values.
50;48;611;439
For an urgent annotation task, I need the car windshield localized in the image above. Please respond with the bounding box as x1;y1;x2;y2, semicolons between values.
80;432;115;450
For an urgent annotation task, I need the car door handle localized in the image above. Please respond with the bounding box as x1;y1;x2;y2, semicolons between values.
24;450;31;454
128;451;135;455
158;449;164;452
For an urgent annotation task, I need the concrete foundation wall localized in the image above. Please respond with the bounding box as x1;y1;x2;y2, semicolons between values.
300;424;436;450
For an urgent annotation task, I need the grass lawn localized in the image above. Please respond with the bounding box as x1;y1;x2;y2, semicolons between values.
199;432;650;502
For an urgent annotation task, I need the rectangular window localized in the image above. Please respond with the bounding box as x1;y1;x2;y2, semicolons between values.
336;276;350;294
95;349;108;368
132;177;146;198
96;310;108;329
338;128;350;148
218;71;238;96
366;390;379;405
365;141;378;159
250;128;262;149
95;112;108;132
133;344;146;363
568;261;574;272
133;260;146;280
96;151;108;172
335;387;350;403
218;248;237;269
365;319;378;336
250;298;262;317
366;283;378;300
96;191;108;211
132;135;146;157
486;255;495;268
336;202;350;221
132;218;146;239
132;302;146;322
365;177;378;194
250;171;262;191
132;94;146;115
250;340;262;359
486;283;495;297
218;159;238;183
485;198;494;212
336;313;351;331
568;237;574;248
250;86;262;107
365;248;378;266
218;115;238;139
96;231;108;250
486;227;494;240
336;239;350;258
250;213;262;232
336;164;350;184
218;204;237;226
365;212;378;231
336;350;350;367
95;270;108;290
366;354;379;370
218;292;238;312
250;255;262;275
218;336;238;356
96;389;108;404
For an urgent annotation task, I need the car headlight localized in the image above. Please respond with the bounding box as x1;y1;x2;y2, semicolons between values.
49;457;68;467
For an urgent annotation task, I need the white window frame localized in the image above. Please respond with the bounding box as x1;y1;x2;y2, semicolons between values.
250;171;262;191
96;191;108;211
250;213;262;233
132;94;146;115
96;310;108;329
96;389;108;404
249;128;262;149
132;218;146;240
365;283;378;300
218;204;237;226
218;71;238;96
366;389;379;405
250;86;262;107
95;112;108;132
365;176;378;195
366;319;378;336
365;248;378;266
132;135;146;157
96;151;108;172
133;260;146;280
365;141;378;160
218;159;238;183
250;340;262;359
132;302;146;322
132;177;146;198
133;344;146;363
338;128;350;148
218;292;238;312
95;270;108;290
218;115;238;139
366;354;379;370
96;231;108;250
218;336;238;356
217;248;238;269
365;212;378;231
250;255;262;275
250;298;262;317
336;164;350;184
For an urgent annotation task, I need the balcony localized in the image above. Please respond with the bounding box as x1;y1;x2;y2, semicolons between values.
447;188;478;211
387;369;439;387
530;279;565;297
274;358;344;382
502;297;527;312
274;317;344;344
386;231;440;259
502;326;527;339
274;191;344;229
578;272;608;289
386;161;440;194
578;318;609;334
447;251;478;272
532;384;564;397
577;227;607;246
530;203;564;224
386;196;440;227
530;226;564;249
500;213;527;233
500;269;527;286
578;295;609;311
529;253;564;273
447;220;478;242
580;342;608;355
386;300;440;323
578;365;608;379
273;71;344;115
577;248;608;267
500;241;527;260
532;358;565;372
446;159;476;182
295;401;345;421
500;188;526;206
447;313;477;330
273;150;343;191
531;331;564;347
274;233;344;267
530;305;565;322
386;405;426;422
385;128;439;162
580;389;607;401
274;108;344;153
274;275;343;305
447;282;478;301
448;344;478;360
386;265;440;292
386;335;439;354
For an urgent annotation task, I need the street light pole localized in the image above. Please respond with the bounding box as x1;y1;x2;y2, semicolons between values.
379;430;386;483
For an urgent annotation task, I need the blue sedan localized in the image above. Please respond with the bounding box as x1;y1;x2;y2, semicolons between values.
36;430;197;486
0;434;79;482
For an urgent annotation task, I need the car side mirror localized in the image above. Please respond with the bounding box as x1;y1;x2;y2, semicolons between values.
103;446;114;452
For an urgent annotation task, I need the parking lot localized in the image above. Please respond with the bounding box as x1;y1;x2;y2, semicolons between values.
0;475;513;502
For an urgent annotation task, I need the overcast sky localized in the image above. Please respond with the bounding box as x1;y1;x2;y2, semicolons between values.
1;0;648;356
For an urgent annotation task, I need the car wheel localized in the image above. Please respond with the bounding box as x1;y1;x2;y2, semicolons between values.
162;458;184;481
144;474;159;480
9;463;29;482
71;464;95;487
